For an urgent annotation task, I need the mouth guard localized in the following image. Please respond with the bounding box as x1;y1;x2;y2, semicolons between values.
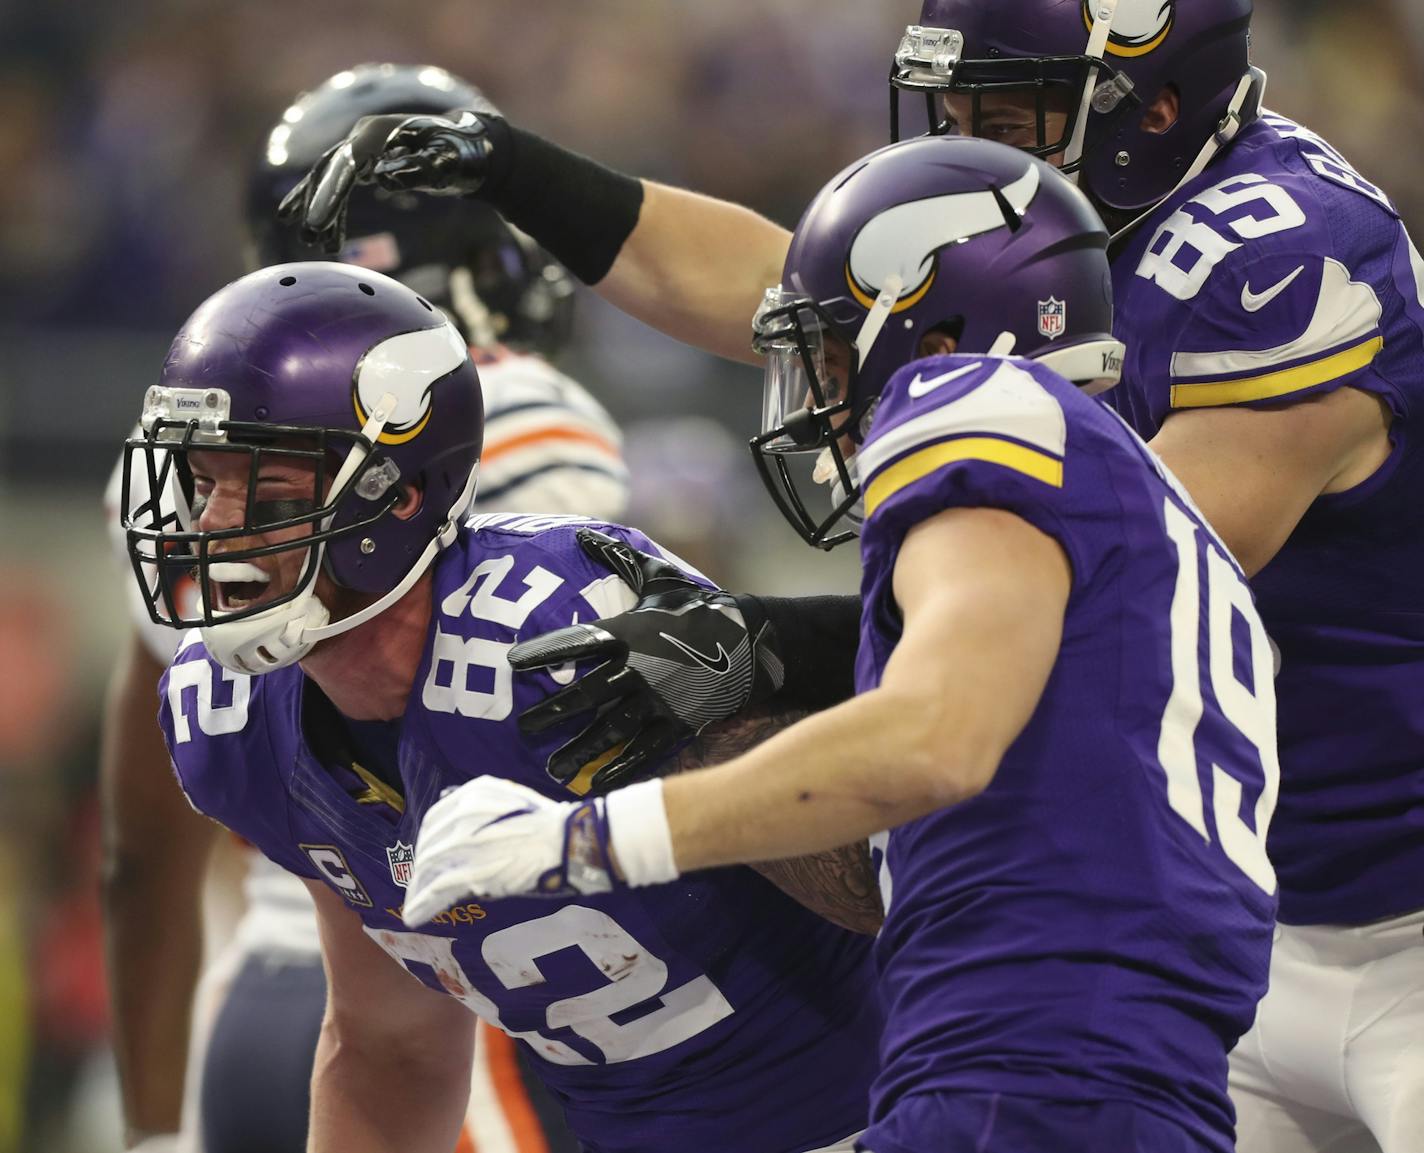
209;562;270;583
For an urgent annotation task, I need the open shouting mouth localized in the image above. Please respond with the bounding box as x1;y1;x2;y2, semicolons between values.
207;561;273;613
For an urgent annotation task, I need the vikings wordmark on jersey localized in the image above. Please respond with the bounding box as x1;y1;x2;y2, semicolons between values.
1111;110;1424;927
855;354;1277;1153
160;518;879;1153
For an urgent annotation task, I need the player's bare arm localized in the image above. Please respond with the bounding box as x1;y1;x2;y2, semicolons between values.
1149;385;1394;577
596;181;789;364
280;111;786;366
659;506;1070;873
305;880;473;1153
748;844;882;937
100;633;220;1147
667;706;883;935
503;529;877;929
403;504;1070;922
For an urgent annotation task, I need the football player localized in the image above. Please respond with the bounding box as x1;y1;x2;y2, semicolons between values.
284;7;1424;1148
886;13;1424;1147
119;261;880;1153
395;135;1279;1153
102;62;626;1153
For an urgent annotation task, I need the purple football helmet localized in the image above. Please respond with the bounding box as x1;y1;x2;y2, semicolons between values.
751;135;1122;549
123;261;483;672
889;0;1263;215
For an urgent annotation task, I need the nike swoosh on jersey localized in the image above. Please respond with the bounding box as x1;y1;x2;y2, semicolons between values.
908;362;984;399
1241;265;1306;313
659;632;733;675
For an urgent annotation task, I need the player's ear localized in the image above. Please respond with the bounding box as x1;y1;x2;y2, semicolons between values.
917;328;959;358
392;481;424;521
1142;85;1180;135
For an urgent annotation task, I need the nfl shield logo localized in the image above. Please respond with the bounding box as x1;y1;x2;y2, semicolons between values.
387;841;415;888
1037;297;1066;340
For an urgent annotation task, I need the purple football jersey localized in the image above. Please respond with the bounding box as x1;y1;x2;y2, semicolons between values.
1110;111;1424;926
855;355;1277;1153
160;515;879;1153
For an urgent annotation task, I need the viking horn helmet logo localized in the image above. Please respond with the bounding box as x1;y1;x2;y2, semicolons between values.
351;324;468;446
844;165;1040;313
1083;0;1176;58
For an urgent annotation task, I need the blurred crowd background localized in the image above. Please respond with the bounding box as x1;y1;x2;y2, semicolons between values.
1;1;1421;1149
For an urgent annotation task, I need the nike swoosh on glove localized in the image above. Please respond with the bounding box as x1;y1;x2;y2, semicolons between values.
508;528;785;795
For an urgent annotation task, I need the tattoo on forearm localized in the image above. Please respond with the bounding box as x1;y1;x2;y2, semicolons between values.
751;842;883;936
667;705;885;935
671;704;813;774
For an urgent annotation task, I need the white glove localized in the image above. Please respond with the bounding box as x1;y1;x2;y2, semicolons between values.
403;777;612;925
404;776;683;926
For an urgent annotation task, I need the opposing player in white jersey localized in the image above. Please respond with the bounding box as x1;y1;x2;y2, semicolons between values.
101;63;625;1153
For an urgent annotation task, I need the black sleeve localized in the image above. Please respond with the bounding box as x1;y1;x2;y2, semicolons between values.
736;593;861;712
479;118;645;286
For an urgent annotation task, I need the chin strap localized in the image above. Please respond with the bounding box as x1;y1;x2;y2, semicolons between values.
1065;0;1120;184
302;462;478;644
988;331;1018;356
447;266;498;349
1110;67;1268;243
855;274;904;369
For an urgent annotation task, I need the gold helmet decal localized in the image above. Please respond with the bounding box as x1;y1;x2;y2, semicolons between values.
844;165;1040;313
351;324;468;445
1083;0;1176;58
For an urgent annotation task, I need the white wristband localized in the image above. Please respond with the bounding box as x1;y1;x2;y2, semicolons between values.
604;779;680;887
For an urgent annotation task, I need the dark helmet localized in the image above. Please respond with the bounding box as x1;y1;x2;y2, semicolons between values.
247;63;575;355
122;262;483;672
889;0;1263;216
752;135;1122;549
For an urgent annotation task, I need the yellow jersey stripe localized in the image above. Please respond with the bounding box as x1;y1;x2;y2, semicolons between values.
1170;335;1383;410
864;436;1064;519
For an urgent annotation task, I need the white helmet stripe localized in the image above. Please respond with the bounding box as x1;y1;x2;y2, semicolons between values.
847;165;1040;301
354;323;468;438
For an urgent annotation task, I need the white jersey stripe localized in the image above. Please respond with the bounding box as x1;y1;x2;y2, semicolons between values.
859;360;1067;484
1170;258;1382;382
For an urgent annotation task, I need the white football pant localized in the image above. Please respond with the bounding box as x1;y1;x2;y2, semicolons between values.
1229;908;1424;1153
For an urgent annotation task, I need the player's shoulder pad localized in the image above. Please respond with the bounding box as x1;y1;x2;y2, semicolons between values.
1258;110;1401;221
1164;247;1386;411
160;631;284;830
1137;138;1392;313
474;353;629;519
438;517;712;645
423;521;713;799
861;355;1074;518
1137;114;1405;411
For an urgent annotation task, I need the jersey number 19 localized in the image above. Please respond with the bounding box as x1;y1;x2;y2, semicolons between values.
1157;498;1280;894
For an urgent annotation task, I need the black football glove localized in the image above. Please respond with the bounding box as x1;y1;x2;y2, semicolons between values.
508;528;785;794
277;110;499;253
